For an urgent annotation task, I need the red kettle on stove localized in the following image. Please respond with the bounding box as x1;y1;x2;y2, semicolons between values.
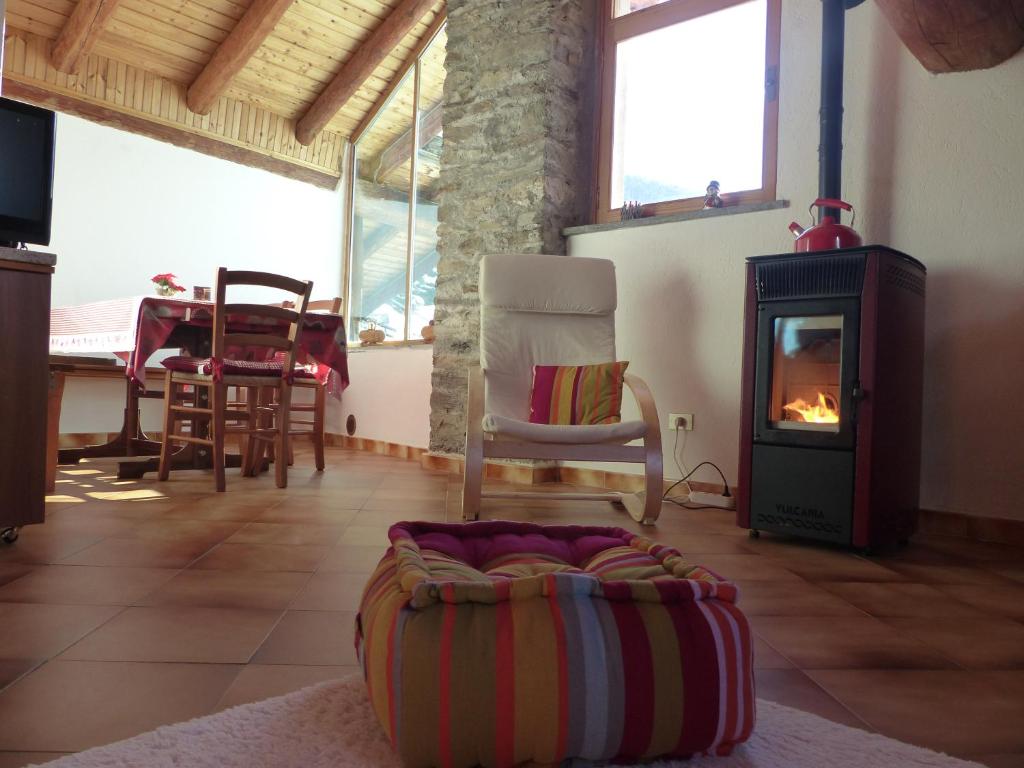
788;198;863;252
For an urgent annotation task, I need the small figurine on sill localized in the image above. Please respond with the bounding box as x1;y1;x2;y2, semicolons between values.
703;180;724;209
621;201;645;221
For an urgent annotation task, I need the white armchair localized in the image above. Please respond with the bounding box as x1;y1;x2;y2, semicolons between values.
463;253;663;525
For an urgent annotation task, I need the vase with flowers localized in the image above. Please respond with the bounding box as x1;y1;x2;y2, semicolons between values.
152;273;186;297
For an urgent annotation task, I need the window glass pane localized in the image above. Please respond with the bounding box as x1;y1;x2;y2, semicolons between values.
409;27;445;339
611;0;767;208
349;71;415;342
770;315;843;433
612;0;674;17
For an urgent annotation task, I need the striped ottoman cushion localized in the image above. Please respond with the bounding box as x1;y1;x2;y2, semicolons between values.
355;521;755;767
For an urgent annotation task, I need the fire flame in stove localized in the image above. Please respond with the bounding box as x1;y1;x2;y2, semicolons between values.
783;393;840;424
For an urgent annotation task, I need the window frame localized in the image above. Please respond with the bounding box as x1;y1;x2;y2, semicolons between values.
594;0;782;223
342;16;447;346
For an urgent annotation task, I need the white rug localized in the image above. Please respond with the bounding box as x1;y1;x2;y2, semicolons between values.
32;674;982;768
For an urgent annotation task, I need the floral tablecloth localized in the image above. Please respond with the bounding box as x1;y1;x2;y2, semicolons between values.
50;296;349;393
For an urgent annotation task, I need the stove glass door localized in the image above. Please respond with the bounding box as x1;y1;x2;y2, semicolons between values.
769;315;843;433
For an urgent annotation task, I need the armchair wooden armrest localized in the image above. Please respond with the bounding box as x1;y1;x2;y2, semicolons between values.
623;373;663;524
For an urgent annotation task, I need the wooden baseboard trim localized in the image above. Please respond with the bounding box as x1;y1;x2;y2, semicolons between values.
57;431;1022;546
325;439;723;496
324;433;427;462
916;508;1024;547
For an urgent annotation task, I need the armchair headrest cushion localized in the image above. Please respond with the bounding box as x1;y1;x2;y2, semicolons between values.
480;254;617;315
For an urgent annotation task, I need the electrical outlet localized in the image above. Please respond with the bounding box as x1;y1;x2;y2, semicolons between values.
667;412;694;431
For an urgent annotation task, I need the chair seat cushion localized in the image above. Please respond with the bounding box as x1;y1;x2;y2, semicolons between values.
161;355;315;377
356;521;755;767
483;412;647;443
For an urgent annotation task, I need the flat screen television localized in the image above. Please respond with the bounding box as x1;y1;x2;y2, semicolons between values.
0;97;56;248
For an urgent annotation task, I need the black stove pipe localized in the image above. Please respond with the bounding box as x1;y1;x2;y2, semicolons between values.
818;0;847;223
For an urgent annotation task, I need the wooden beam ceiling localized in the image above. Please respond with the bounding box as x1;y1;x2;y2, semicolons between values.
6;0;445;186
50;0;122;73
295;0;436;146
186;0;295;115
350;10;447;144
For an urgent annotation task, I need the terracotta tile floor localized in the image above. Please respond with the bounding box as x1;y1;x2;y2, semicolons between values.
1;447;1023;767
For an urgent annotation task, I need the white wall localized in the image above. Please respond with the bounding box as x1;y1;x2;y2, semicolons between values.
51;114;345;433
327;346;434;448
569;4;1024;521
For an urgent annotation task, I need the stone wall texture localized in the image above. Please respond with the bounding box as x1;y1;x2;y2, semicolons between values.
428;0;597;454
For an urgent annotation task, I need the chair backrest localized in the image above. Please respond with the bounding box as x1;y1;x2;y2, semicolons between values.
278;297;341;313
308;297;342;313
211;268;314;377
479;254;617;419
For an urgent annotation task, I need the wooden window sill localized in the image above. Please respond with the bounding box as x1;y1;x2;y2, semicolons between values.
564;199;790;237
348;339;434;353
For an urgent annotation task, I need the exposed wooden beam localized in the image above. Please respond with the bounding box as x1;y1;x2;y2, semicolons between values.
875;0;1024;73
50;0;122;74
373;100;442;181
349;11;447;144
186;0;294;115
295;0;437;146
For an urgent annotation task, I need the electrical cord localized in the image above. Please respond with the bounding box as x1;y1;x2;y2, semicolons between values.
662;460;732;501
671;427;692;498
662;498;723;511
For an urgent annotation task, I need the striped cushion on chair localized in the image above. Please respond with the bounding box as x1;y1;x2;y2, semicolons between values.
161;355;286;376
356;521;755;767
529;361;628;425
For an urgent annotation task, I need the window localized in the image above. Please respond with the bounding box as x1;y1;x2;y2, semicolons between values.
596;0;781;222
344;23;446;343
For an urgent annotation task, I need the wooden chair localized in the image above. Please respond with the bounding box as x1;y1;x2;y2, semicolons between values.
284;297;342;471
462;254;663;525
157;268;313;491
252;297;341;471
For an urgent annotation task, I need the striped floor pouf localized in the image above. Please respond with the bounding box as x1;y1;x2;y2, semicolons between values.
355;521;755;768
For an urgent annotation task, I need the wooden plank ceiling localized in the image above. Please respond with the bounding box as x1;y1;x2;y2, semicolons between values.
1;0;446;187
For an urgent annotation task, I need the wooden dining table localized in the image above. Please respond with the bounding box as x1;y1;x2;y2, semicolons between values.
49;295;349;480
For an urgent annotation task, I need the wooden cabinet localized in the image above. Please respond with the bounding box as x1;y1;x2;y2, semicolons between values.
0;248;55;542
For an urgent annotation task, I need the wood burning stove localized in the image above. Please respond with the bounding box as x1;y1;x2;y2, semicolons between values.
736;246;926;549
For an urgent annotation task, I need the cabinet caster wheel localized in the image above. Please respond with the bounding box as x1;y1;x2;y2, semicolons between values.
1;527;19;544
749;529;760;539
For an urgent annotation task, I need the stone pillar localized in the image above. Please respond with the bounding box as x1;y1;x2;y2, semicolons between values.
428;0;597;454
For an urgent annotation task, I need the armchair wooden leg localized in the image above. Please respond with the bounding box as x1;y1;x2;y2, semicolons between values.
462;366;485;521
462;445;483;522
621;373;664;525
157;372;175;482
621;434;664;526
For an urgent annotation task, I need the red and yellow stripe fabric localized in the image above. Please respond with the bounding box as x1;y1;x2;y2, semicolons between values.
528;361;628;425
355;521;755;768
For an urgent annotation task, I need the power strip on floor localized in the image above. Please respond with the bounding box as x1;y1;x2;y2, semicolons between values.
688;491;736;510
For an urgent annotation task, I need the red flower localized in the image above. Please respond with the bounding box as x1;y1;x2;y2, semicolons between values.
152;273;186;292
